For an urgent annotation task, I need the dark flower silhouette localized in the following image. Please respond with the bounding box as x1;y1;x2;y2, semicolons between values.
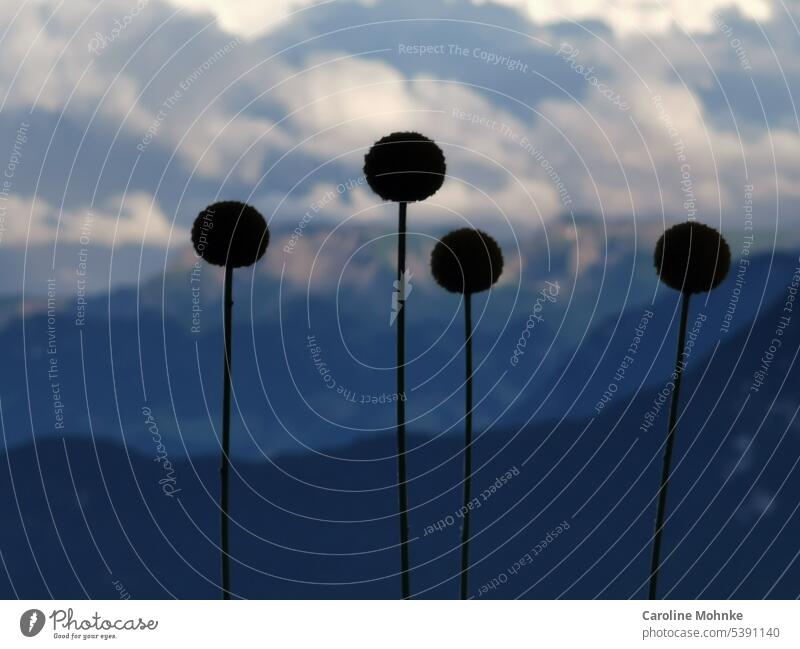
364;132;446;203
431;228;503;599
364;131;446;599
191;201;269;268
192;201;270;600
648;221;729;600
431;228;504;294
654;221;730;294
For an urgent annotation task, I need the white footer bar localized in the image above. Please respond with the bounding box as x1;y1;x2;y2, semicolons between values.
1;600;795;647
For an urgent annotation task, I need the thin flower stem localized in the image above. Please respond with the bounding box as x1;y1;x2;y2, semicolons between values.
221;264;233;600
649;291;691;599
460;291;473;600
396;201;411;599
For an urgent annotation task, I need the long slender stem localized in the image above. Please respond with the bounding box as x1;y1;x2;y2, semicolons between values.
649;291;691;600
221;264;234;600
396;201;410;599
460;292;473;600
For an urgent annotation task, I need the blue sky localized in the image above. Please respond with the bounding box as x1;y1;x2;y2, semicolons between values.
0;0;798;293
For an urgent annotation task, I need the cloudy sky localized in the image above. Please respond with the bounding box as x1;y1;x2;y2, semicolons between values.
0;0;798;292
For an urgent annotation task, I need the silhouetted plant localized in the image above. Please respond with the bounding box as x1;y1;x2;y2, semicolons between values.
649;221;729;599
431;228;503;599
364;132;446;599
191;201;270;600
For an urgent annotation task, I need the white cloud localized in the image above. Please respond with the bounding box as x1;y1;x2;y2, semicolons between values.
481;0;772;36
162;0;773;38
162;0;335;37
1;0;799;247
0;191;183;247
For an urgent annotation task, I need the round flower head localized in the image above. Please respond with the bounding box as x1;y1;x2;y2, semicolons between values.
363;132;446;202
431;228;504;294
654;221;730;294
191;201;270;268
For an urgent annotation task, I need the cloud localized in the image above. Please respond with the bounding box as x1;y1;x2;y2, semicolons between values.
163;0;773;38
1;0;799;253
163;0;340;37
0;191;183;247
483;0;772;36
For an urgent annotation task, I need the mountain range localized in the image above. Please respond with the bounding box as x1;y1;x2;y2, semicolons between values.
0;223;798;598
